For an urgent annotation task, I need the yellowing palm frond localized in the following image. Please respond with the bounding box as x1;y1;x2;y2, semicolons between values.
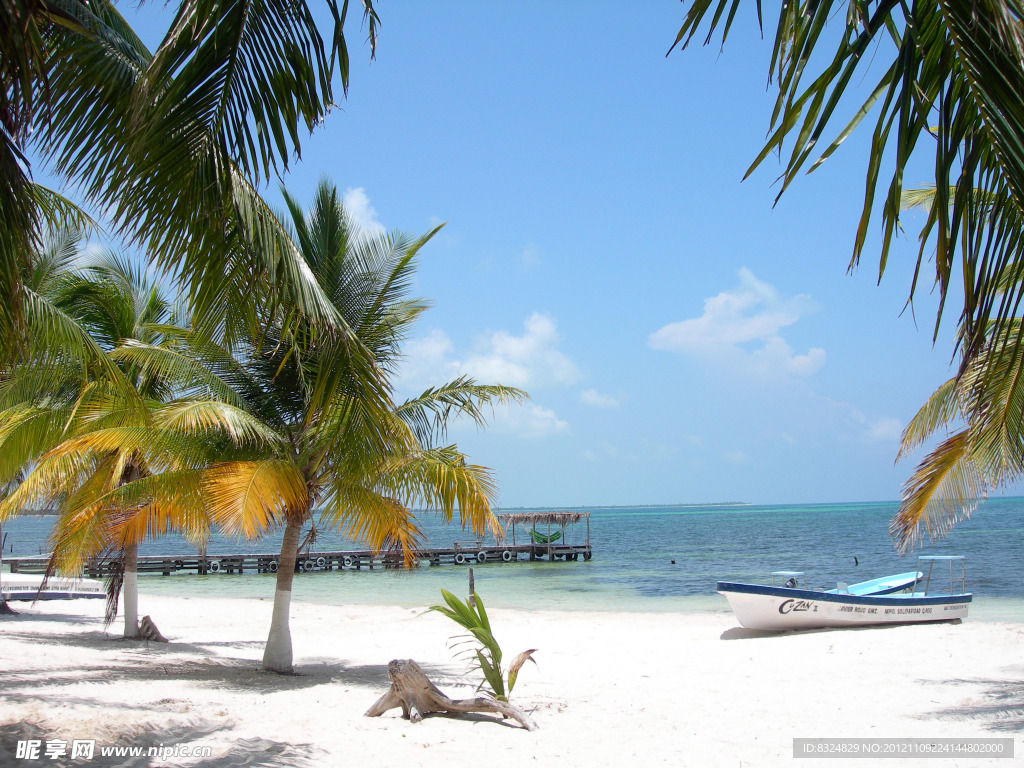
366;445;500;539
47;466;213;575
47;500;111;576
205;460;309;540
106;470;211;548
0;449;104;520
319;482;425;564
891;431;986;553
0;403;74;482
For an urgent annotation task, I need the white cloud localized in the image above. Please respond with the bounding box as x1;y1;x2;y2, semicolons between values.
583;441;619;461
723;450;750;466
461;313;580;389
649;268;825;378
848;409;904;444
519;242;542;270
827;399;905;444
580;388;619;408
343;187;385;234
397;314;579;439
400;330;461;390
400;314;578;390
864;417;904;443
491;404;569;439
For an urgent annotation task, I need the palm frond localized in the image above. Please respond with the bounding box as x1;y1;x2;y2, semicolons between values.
891;430;985;553
897;377;961;460
205;460;309;540
670;0;1024;360
152;400;283;447
372;445;501;538
396;377;528;445
318;481;425;561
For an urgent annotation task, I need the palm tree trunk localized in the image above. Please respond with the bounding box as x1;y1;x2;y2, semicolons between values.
262;514;303;673
123;541;139;638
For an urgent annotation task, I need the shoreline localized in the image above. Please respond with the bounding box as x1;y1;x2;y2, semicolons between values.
1;595;1022;766
7;565;1024;621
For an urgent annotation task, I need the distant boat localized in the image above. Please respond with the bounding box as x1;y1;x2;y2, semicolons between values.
717;556;971;630
1;573;105;601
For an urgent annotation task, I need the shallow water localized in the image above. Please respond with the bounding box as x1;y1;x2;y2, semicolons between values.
3;499;1023;620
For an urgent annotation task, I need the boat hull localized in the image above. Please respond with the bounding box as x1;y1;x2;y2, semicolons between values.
1;574;105;601
717;582;971;630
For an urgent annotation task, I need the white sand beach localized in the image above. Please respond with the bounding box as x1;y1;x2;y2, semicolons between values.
1;595;1021;767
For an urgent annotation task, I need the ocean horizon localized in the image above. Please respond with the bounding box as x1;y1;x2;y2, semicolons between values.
3;497;1023;620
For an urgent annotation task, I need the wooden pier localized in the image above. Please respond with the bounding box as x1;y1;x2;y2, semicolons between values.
5;512;592;577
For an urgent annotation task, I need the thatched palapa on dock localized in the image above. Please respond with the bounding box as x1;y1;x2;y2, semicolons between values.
495;511;591;561
496;511;587;526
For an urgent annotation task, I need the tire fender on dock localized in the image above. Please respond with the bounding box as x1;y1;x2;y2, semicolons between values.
476;551;488;563
502;550;513;562
208;560;222;573
343;556;354;568
268;560;278;573
316;556;326;568
303;559;315;572
454;553;466;565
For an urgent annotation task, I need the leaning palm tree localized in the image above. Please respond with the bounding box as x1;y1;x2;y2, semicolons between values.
0;243;242;637
115;180;527;672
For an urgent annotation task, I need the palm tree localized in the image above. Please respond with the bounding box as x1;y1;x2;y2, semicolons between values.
0;240;258;636
671;0;1024;542
114;180;527;672
1;0;381;354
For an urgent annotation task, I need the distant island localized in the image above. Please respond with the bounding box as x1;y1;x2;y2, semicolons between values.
8;502;753;519
493;502;750;512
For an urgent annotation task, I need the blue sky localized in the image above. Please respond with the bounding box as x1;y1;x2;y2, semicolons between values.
60;2;1016;507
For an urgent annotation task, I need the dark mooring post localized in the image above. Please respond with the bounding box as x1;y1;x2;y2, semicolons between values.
468;567;476;608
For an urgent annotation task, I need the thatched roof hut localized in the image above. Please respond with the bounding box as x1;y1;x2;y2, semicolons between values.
496;511;590;547
497;511;587;527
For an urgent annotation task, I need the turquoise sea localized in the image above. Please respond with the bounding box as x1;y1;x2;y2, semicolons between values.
3;498;1023;620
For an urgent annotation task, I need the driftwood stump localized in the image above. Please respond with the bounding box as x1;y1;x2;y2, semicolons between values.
365;659;538;731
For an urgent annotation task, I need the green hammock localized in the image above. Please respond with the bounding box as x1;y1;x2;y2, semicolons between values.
528;529;562;545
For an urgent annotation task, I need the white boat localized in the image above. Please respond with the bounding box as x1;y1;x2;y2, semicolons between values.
717;556;971;631
0;573;105;601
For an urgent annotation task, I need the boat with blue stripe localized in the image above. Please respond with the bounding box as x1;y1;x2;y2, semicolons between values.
717;556;971;630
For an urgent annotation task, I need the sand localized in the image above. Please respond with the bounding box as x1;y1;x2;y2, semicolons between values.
1;594;1021;767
